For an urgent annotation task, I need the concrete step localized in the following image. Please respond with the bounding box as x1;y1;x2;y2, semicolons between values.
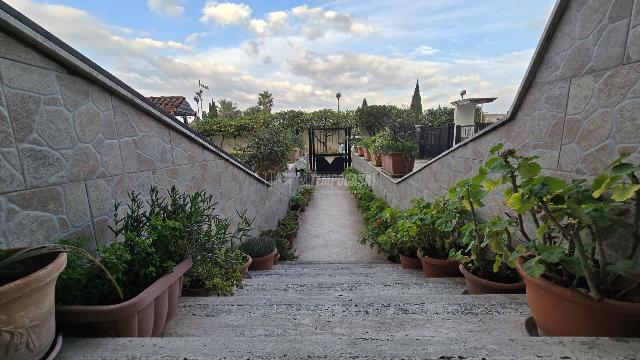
59;335;640;359
164;294;530;338
56;262;640;359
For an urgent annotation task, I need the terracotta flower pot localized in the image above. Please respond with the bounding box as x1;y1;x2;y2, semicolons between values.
417;250;461;278
515;258;640;337
373;153;382;167
241;255;252;279
365;149;372;161
248;249;277;271
399;253;422;270
459;264;525;295
56;257;192;337
382;153;415;177
273;251;280;265
0;252;67;360
357;146;365;157
285;232;295;248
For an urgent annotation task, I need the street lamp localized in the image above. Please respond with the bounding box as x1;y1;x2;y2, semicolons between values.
336;92;341;111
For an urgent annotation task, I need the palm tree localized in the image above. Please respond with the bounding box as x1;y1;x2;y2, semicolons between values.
257;90;274;114
217;99;240;118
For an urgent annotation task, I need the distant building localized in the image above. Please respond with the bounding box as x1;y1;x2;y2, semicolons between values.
481;113;507;123
147;96;197;125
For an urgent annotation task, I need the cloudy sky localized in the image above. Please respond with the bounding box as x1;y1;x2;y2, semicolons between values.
5;0;555;114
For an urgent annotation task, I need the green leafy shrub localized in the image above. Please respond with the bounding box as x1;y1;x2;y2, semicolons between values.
487;144;640;300
235;125;294;177
57;186;254;303
239;236;277;258
380;139;418;157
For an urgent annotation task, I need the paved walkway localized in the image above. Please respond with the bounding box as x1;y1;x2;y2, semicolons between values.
295;177;384;262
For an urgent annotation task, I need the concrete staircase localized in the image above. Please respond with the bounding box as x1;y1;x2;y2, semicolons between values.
60;262;640;359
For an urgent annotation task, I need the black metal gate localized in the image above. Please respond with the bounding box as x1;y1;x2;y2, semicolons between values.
308;127;352;174
416;124;454;158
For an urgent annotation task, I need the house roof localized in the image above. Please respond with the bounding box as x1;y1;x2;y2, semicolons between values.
147;96;196;117
450;97;498;106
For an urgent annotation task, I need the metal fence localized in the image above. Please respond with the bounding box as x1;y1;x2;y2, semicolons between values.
415;122;493;159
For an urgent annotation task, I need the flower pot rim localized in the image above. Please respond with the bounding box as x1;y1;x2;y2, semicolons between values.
0;251;67;305
417;249;456;265
459;263;524;289
249;249;277;263
515;257;640;312
56;256;193;321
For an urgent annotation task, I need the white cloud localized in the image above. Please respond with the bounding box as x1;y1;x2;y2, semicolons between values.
4;0;538;114
4;0;192;58
412;45;440;56
248;11;289;36
200;1;251;26
292;5;376;39
147;0;184;17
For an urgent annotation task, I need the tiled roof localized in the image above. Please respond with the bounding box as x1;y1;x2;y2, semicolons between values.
147;96;195;116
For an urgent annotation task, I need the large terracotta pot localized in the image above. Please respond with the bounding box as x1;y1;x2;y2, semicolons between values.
382;153;415;177
417;250;461;278
399;253;422;270
373;153;382;167
516;258;640;337
356;146;365;157
0;252;67;360
273;251;280;266
241;256;252;279
248;249;277;271
459;264;525;295
56;257;192;337
365;149;372;161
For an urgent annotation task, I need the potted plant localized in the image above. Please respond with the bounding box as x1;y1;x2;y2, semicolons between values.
55;187;193;337
0;244;113;359
279;211;300;242
414;196;466;278
448;177;524;294
368;130;389;167
291;194;306;212
355;138;365;157
492;144;640;336
381;201;423;269
261;229;298;262
299;184;316;205
239;236;278;271
380;139;418;177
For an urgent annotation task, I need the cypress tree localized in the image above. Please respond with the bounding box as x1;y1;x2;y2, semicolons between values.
208;100;218;119
410;79;422;116
362;98;368;108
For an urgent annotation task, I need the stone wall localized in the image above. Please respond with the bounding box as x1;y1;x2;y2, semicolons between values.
354;0;640;257
0;27;298;248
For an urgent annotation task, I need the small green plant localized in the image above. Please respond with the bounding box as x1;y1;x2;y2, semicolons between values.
261;229;297;261
291;194;306;206
239;236;277;258
447;176;520;283
298;184;315;200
